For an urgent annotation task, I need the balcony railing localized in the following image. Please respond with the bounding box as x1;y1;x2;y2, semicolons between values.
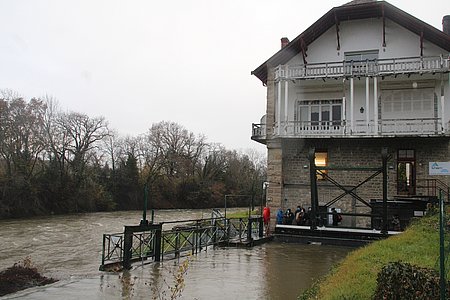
252;118;449;140
275;56;449;80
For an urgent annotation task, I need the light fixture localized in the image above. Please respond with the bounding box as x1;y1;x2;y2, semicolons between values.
360;107;364;113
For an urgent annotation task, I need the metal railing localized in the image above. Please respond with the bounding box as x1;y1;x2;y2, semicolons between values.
417;179;450;202
100;216;264;270
101;233;124;267
275;56;449;80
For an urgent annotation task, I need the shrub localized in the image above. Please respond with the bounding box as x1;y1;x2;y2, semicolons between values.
373;261;449;300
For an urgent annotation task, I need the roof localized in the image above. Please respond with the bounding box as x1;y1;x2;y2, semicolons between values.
251;1;450;84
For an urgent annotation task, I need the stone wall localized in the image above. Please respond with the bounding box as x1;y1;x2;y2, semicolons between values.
271;137;450;228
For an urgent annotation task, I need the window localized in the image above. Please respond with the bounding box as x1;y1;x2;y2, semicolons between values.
381;89;433;119
344;50;379;75
295;100;342;127
344;50;379;62
315;151;328;180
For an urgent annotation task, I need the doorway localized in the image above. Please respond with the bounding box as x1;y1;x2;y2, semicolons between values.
397;149;416;195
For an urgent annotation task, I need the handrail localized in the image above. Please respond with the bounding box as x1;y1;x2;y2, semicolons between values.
251;117;448;138
275;56;449;80
416;179;450;201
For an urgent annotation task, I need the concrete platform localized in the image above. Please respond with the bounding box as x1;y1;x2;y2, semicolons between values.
275;224;401;247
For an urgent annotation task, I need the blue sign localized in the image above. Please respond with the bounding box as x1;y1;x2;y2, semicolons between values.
429;162;450;175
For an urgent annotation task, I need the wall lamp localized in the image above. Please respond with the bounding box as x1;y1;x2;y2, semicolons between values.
360;107;365;113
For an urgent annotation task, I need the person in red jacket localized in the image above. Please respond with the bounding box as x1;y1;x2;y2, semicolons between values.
263;206;271;236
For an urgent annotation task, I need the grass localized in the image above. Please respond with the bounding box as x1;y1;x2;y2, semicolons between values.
226;209;260;219
302;210;449;299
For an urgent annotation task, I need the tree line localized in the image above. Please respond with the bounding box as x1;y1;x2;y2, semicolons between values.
0;90;266;219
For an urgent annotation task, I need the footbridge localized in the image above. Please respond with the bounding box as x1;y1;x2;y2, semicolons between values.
99;213;270;271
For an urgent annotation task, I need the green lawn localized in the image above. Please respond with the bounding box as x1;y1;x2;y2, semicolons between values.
302;210;449;299
225;210;260;219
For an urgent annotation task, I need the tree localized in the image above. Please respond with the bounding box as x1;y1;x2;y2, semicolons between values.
0;91;49;217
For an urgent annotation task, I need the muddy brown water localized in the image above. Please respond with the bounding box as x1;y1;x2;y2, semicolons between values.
0;209;352;299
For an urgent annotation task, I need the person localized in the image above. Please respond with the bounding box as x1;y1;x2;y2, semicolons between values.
332;207;339;226
303;207;311;225
295;206;305;225
263;206;271;236
392;214;401;231
284;208;294;225
276;208;284;225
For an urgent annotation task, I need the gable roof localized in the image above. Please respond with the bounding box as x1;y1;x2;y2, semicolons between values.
251;1;450;84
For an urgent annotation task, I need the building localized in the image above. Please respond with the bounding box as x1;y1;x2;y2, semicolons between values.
251;0;450;229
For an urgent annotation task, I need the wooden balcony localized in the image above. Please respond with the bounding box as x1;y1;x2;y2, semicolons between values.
275;56;449;80
252;118;450;141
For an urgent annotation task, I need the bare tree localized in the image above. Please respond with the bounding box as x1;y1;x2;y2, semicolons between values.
59;112;109;179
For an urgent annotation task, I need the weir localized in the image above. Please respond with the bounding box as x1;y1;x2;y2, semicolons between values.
99;215;269;271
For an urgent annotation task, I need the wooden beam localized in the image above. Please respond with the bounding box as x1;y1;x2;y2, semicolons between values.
420;28;424;56
335;12;340;51
382;4;386;47
300;37;308;65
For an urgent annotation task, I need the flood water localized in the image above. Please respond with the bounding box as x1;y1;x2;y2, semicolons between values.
0;209;352;299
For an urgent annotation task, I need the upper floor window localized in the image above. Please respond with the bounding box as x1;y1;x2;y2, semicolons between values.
345;50;379;75
344;50;379;62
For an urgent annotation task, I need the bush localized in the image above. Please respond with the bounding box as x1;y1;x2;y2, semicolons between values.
373;261;449;299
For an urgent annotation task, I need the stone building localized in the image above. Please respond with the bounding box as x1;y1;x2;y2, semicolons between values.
251;1;450;229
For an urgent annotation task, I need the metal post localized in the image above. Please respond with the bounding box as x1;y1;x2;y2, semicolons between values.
141;184;148;225
101;234;106;267
308;148;318;230
259;217;264;238
239;218;243;242
224;195;228;220
247;218;253;241
439;189;446;300
175;232;180;259
212;219;217;245
154;227;161;262
381;148;388;234
123;228;133;269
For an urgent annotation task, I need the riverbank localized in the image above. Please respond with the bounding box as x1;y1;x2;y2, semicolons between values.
302;209;448;299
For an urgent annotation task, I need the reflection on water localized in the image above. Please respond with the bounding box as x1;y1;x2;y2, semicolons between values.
0;210;352;299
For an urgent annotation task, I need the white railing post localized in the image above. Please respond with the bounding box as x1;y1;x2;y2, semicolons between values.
374;77;378;134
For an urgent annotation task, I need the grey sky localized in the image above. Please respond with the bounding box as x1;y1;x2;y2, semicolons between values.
0;0;448;151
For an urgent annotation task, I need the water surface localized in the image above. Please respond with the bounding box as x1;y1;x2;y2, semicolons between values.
0;210;352;299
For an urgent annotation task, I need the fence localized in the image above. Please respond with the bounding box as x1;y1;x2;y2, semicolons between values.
100;216;263;270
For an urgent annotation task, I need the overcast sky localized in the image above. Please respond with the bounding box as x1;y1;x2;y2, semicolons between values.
0;0;448;152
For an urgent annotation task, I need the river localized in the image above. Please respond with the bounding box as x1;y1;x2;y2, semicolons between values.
0;209;352;299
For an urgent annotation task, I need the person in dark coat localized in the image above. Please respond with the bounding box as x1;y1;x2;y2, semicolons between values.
332;207;340;226
284;208;294;225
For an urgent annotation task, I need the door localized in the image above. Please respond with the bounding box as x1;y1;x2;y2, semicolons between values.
397;149;416;195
